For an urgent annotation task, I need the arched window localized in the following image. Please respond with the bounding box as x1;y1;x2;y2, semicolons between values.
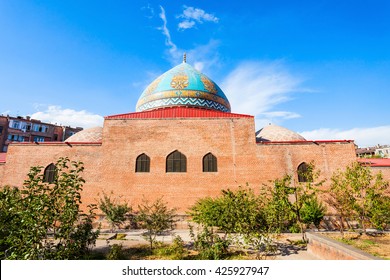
297;162;313;183
44;163;57;183
135;153;150;172
203;153;217;172
166;150;186;172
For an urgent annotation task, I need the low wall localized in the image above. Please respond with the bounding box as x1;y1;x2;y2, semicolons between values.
306;232;381;260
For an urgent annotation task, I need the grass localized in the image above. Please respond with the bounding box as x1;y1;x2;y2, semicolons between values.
327;233;389;259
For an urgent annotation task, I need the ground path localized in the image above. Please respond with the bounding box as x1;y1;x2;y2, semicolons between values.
94;230;320;260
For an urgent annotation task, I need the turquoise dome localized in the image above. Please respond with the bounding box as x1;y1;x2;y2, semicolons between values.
136;62;231;112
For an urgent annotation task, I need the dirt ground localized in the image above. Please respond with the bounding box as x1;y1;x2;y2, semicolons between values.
94;230;320;260
321;232;390;260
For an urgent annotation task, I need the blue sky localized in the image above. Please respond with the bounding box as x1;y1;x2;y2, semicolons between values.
1;0;389;147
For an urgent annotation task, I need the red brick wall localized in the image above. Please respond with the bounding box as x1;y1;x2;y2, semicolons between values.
0;117;360;215
0;143;103;208
370;166;390;185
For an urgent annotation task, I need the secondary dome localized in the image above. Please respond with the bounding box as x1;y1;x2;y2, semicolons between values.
256;124;306;142
65;127;103;142
136;61;231;112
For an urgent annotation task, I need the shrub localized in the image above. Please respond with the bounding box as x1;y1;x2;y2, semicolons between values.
136;197;176;250
0;157;98;260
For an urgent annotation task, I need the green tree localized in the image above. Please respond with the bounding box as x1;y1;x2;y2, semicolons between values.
189;187;266;237
189;187;269;258
368;195;390;230
327;162;389;234
99;191;131;231
292;163;325;240
261;163;325;241
300;197;326;229
136;197;176;250
0;186;21;258
260;176;295;233
0;157;98;260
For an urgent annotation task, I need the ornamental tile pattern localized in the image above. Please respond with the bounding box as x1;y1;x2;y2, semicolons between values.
136;62;231;112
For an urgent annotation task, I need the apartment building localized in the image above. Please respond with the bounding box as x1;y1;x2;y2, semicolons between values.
0;115;82;152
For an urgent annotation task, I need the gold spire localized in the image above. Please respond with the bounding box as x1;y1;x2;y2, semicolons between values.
183;52;186;63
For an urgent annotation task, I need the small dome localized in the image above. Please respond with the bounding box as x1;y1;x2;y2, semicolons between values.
136;62;231;112
256;124;306;142
66;127;103;142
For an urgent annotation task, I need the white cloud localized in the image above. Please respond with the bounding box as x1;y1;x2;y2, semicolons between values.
178;6;219;30
260;111;301;119
300;126;390;147
178;20;196;30
221;61;303;126
158;6;180;62
186;40;221;73
31;106;104;128
156;7;221;71
141;4;155;19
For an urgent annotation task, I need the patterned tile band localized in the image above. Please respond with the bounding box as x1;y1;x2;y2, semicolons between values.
136;98;230;113
137;90;231;110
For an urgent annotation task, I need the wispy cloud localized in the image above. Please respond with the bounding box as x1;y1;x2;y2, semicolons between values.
187;40;221;73
31;105;104;128
221;61;303;127
177;6;219;30
157;6;221;73
158;6;180;63
300;126;390;147
141;4;155;19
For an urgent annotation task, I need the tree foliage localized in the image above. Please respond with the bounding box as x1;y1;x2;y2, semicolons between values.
189;187;270;259
261;162;325;241
300;197;326;229
327;162;389;233
260;176;295;233
189;187;266;236
99;191;131;231
136;197;176;250
0;157;98;260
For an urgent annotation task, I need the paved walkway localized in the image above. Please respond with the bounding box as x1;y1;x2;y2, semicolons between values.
94;230;320;260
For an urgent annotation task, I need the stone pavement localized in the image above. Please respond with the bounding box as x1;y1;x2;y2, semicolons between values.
94;230;320;260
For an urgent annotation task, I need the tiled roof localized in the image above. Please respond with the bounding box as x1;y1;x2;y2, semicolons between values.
256;124;306;142
66;127;103;142
105;107;253;119
0;153;6;163
357;158;390;167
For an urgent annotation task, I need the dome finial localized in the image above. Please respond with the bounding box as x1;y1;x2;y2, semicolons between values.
183;52;186;63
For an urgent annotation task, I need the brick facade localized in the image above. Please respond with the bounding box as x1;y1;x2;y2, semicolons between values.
0;114;360;214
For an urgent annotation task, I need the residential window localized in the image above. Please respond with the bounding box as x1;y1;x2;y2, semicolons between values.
166;150;186;172
38;125;48;133
0;126;3;135
297;162;313;183
135;153;150;172
33;136;45;142
7;134;23;142
203;153;217;172
11;121;20;129
44;163;57;183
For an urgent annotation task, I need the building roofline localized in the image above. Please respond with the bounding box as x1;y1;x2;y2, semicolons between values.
105;107;253;120
9;141;102;146
357;158;390;167
257;140;354;145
